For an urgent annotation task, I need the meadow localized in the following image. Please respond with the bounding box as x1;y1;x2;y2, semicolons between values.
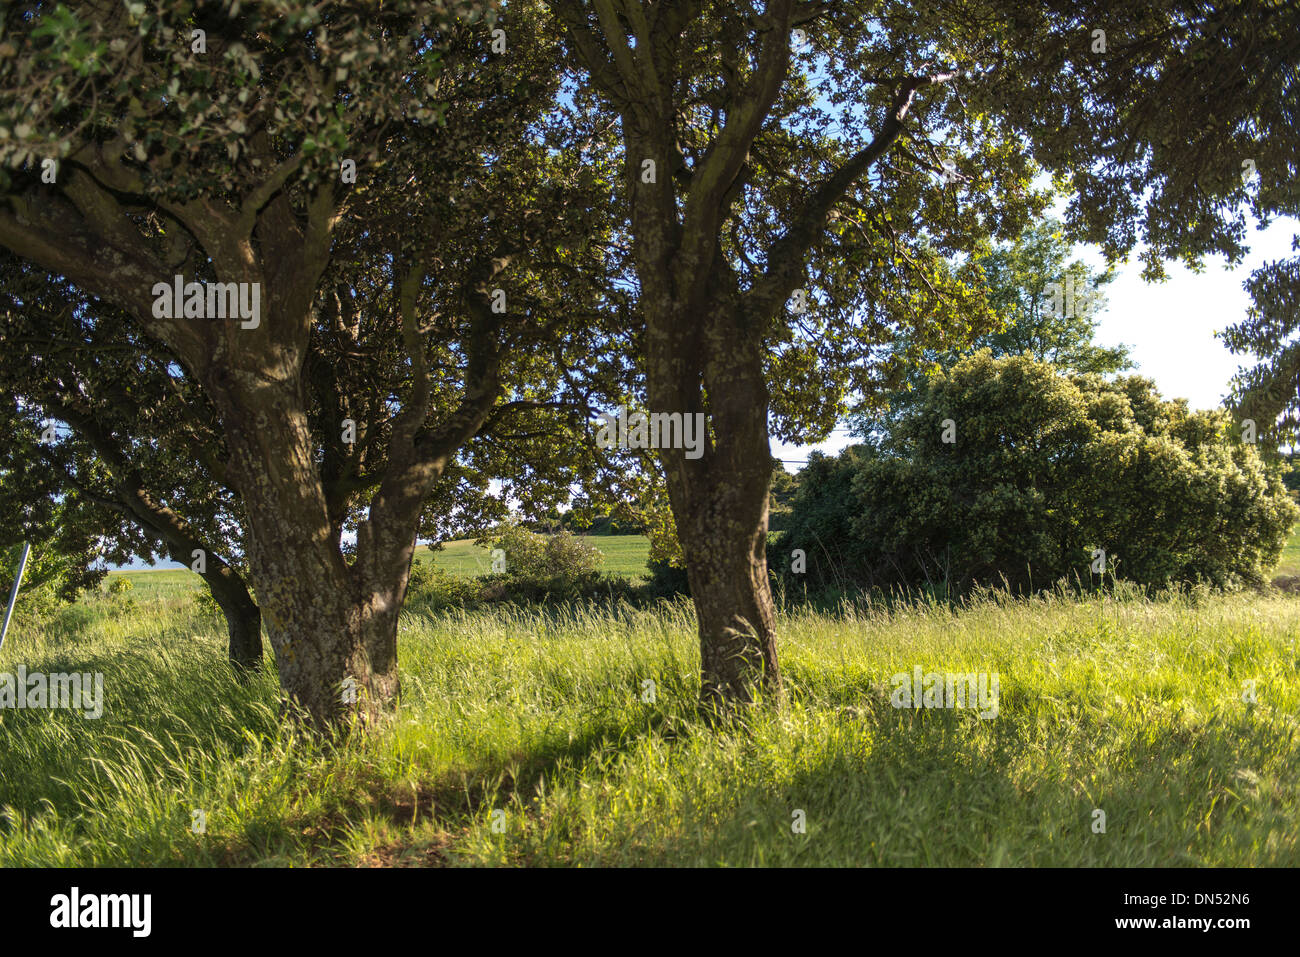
1;554;1298;866
422;535;653;580
106;534;655;597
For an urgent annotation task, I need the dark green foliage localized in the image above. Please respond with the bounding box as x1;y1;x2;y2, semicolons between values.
643;557;690;599
767;464;799;533
405;563;487;612
781;353;1298;596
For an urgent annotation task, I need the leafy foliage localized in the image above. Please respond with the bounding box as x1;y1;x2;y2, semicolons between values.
405;561;484;611
479;521;612;601
851;219;1128;442
781;352;1298;596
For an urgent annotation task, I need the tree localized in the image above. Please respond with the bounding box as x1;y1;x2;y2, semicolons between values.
780;352;1298;595
767;461;798;532
977;1;1300;443
0;500;105;607
969;223;1125;376
0;252;264;669
0;1;627;727
851;218;1128;443
545;0;1296;711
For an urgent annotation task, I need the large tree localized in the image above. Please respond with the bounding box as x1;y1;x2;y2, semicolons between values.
546;0;1057;709
0;0;625;726
851;218;1127;444
982;1;1300;441
544;0;1297;712
0;252;265;669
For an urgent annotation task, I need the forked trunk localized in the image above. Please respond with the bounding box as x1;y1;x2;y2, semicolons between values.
262;588;401;728
210;376;404;729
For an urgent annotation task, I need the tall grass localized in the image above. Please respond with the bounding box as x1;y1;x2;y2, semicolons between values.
2;586;1297;866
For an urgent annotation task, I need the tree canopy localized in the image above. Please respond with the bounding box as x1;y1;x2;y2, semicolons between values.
782;352;1298;596
0;0;634;726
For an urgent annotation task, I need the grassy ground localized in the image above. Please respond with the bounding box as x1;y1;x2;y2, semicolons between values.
104;567;198;599
108;534;655;591
421;534;652;580
2;583;1298;866
1273;524;1300;578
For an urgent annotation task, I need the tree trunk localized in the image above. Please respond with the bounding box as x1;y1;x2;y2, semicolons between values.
207;374;403;730
674;469;780;710
202;563;263;674
649;288;783;712
259;587;400;729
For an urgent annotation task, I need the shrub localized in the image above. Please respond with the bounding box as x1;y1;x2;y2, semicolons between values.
644;557;690;598
193;588;220;615
778;352;1299;596
492;523;600;581
405;562;483;611
482;523;620;603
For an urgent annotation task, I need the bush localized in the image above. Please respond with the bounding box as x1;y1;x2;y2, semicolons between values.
493;523;601;580
405;562;484;611
405;524;627;606
193;588;220;615
644;557;690;598
778;352;1299;596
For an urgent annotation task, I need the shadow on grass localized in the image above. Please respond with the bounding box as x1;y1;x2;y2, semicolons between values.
613;700;1297;867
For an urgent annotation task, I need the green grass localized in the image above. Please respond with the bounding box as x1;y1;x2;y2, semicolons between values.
1273;524;1300;578
103;567;199;599
107;534;655;592
2;583;1298;866
422;534;652;580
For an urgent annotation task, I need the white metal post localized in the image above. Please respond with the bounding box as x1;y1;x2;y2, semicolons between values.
1;542;31;651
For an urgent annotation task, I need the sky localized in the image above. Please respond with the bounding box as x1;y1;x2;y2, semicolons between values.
773;215;1300;468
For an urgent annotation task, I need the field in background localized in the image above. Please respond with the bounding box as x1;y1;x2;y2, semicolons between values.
1274;525;1300;578
107;534;655;592
420;534;652;580
2;585;1297;866
104;567;196;599
106;525;1300;593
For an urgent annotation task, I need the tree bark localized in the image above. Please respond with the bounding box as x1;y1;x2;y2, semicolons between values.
649;284;783;712
205;371;402;727
671;461;780;710
201;561;263;673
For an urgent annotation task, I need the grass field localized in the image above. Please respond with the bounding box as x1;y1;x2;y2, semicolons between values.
421;534;652;580
1273;525;1300;578
2;582;1298;866
108;534;656;592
